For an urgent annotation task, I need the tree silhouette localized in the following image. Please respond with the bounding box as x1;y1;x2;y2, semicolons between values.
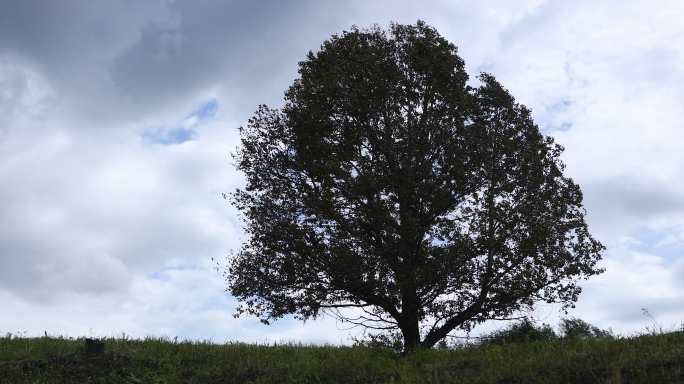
226;21;604;353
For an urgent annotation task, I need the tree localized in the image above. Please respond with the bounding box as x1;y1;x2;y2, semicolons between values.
226;21;604;353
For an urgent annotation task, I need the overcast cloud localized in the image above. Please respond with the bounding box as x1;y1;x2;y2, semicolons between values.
1;0;683;343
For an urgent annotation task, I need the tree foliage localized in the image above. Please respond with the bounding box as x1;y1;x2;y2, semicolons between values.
227;21;604;353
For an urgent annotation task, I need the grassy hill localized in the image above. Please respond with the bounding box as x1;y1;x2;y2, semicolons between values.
1;331;683;383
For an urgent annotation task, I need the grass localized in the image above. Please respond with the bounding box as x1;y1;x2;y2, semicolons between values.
1;331;683;383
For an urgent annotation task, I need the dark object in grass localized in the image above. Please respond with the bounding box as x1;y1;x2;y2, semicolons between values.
84;338;105;356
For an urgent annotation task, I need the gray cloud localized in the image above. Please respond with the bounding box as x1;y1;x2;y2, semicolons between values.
581;176;684;241
109;0;359;120
0;0;175;123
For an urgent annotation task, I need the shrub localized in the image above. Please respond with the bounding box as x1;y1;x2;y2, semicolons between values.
560;317;613;339
351;331;404;352
479;318;558;346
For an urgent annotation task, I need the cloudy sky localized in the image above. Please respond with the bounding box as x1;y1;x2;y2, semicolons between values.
2;0;684;344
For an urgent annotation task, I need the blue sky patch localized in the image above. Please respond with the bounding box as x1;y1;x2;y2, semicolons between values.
190;99;218;121
545;98;573;113
143;126;197;145
142;99;218;145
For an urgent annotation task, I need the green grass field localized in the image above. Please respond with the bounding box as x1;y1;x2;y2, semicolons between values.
1;331;683;383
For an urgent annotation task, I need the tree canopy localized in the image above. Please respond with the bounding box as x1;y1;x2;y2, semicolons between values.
226;21;604;353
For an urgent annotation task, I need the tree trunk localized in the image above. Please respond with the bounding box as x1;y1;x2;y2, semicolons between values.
400;317;421;354
399;283;421;354
397;180;423;355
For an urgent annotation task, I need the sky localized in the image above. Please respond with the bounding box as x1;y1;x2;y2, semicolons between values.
1;0;684;344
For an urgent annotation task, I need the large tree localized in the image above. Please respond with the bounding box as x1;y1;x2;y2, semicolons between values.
227;21;604;353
